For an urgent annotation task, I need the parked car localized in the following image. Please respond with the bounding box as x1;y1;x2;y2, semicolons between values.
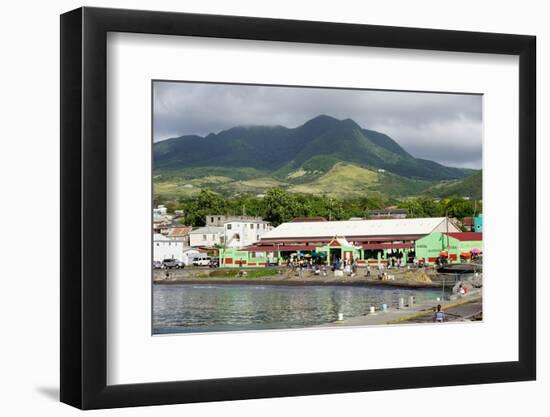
153;260;163;269
192;256;211;267
162;258;184;269
208;259;219;268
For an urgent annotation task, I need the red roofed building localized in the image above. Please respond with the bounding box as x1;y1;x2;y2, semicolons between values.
220;217;462;267
415;231;483;264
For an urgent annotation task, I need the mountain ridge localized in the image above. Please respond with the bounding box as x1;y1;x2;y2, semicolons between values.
154;115;472;181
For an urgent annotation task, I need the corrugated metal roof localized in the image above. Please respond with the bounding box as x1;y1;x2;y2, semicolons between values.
289;217;327;222
258;235;423;243
166;226;192;237
241;245;316;252
261;217;457;240
444;232;483;241
190;226;224;234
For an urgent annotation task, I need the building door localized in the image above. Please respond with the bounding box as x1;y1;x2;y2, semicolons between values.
330;248;342;265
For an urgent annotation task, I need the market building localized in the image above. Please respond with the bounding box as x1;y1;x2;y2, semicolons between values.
220;217;462;268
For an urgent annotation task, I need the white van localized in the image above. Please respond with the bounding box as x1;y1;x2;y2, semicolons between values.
192;256;211;267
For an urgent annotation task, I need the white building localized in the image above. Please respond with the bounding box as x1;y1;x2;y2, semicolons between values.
205;214;265;227
189;226;224;248
153;233;185;262
153;205;168;216
224;219;272;248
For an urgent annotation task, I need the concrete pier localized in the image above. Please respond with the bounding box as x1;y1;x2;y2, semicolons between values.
319;289;482;327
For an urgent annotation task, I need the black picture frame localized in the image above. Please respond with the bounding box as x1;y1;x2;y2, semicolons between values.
60;6;536;410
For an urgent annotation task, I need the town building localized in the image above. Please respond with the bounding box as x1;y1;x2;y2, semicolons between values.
164;226;192;246
220;217;461;267
153;205;168;216
461;214;483;232
367;208;408;219
189;226;224;248
205;214;264;227
415;232;483;263
153;233;185;262
290;217;327;222
474;214;483;232
223;219;272;248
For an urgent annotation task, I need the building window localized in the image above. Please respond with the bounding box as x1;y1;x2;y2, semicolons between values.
250;224;254;229
202;235;207;241
257;235;260;241
210;217;214;223
256;224;259;229
227;224;232;230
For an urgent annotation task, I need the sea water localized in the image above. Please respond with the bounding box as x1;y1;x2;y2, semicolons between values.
153;283;444;334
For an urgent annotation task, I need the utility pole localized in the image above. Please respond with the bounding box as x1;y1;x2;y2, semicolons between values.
445;209;450;252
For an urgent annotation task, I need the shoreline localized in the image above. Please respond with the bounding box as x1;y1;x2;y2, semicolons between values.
319;291;482;327
153;277;442;289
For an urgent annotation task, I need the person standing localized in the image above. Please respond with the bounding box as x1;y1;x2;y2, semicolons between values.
433;304;445;323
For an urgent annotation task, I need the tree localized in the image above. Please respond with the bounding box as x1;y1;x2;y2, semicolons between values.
183;189;226;226
440;196;476;219
263;188;303;226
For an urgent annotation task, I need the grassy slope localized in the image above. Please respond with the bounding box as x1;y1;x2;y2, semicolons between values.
425;171;482;199
288;163;432;197
153;163;479;201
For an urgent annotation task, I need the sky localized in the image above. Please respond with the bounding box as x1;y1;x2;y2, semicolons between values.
153;81;482;169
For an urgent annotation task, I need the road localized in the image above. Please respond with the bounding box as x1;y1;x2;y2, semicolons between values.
404;299;482;323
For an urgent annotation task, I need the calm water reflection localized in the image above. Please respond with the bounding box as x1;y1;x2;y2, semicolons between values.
153;283;444;334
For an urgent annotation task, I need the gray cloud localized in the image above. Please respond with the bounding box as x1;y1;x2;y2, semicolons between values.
153;81;482;169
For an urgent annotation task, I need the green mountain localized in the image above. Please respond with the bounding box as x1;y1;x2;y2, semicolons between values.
153;115;481;200
425;171;482;199
154;115;469;181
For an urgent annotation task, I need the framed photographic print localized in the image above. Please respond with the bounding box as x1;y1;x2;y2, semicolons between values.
60;6;536;409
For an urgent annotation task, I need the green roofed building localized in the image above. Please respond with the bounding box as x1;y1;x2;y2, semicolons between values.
414;232;483;264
